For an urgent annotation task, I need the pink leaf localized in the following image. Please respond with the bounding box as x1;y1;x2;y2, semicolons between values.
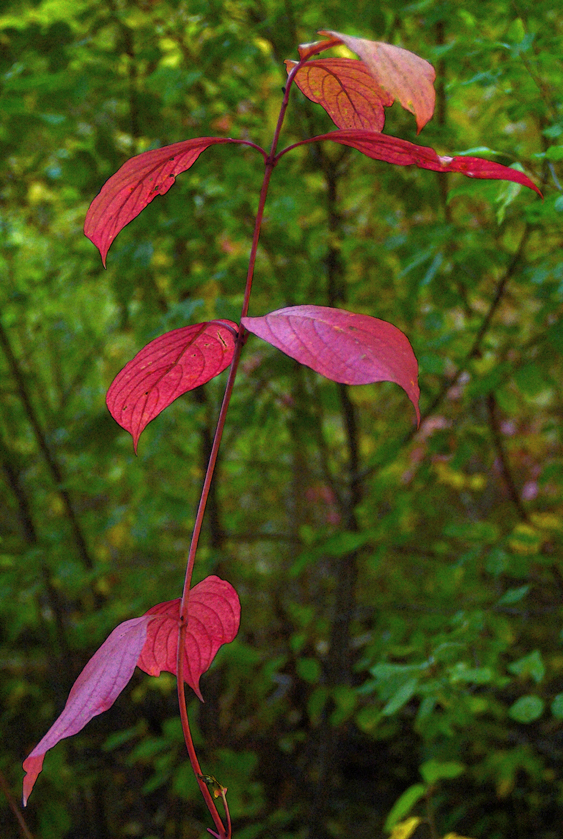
23;616;152;806
282;130;542;195
106;321;238;452
319;30;436;133
137;576;241;701
242;305;420;424
84;138;251;265
23;576;240;804
285;58;392;131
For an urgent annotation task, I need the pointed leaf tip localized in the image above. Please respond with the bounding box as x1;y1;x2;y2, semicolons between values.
106;321;238;452
289;130;541;196
318;30;436;132
84;137;246;265
23;576;240;804
242;305;420;424
137;576;241;700
23;616;152;805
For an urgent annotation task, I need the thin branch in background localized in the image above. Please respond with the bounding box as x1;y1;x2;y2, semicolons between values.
360;222;533;485
0;768;35;839
0;318;95;573
487;393;528;521
0;438;71;660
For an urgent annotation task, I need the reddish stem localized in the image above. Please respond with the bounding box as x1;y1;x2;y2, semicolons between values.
175;55;312;837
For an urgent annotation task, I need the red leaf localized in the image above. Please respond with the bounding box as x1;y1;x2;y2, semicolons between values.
106;321;238;452
23;616;152;806
137;576;241;701
319;30;436;133
285;130;542;195
23;576;240;804
285;58;392;131
242;305;420;424
84;138;249;265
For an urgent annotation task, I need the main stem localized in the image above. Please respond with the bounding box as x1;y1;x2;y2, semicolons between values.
175;62;304;838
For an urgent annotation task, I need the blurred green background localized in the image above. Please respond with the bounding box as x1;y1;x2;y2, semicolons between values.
1;1;562;837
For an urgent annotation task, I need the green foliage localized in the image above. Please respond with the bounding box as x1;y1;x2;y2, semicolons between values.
1;0;562;838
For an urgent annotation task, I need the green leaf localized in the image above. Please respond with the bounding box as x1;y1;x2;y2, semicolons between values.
355;705;381;734
449;663;494;685
420;759;465;785
384;784;426;831
508;695;545;723
508;650;545;684
382;678;418;716
497;585;530;606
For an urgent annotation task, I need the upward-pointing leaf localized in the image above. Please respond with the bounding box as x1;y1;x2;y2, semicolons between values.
106;320;238;452
23;576;240;805
84;137;254;265
285;58;392;131
242;305;420;424
319;30;436;133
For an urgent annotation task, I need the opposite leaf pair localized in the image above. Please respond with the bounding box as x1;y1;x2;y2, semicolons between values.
107;307;420;453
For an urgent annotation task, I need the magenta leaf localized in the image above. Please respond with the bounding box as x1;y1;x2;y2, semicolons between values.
137;576;241;701
84;137;256;265
242;305;420;423
281;130;541;195
23;616;152;806
23;576;240;804
106;320;238;452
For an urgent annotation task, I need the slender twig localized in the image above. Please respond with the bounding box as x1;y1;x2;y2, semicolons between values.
359;222;532;482
487;393;528;520
0;318;95;572
420;223;531;426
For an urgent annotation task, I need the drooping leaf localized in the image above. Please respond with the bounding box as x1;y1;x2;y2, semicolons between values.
23;576;240;804
242;305;420;424
106;321;238;452
319;30;436;132
137;576;241;701
23;616;153;805
285;58;392;131
84;138;258;265
281;130;542;195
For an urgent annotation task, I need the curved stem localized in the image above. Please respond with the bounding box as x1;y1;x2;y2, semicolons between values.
175;58;305;837
176;677;227;838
